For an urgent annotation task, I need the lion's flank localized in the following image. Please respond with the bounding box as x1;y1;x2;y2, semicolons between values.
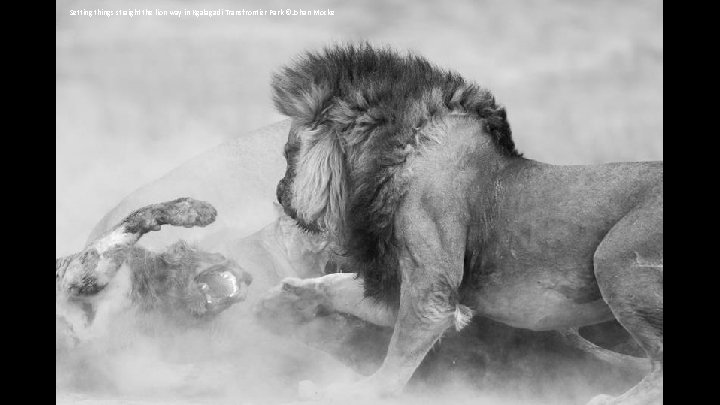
272;44;520;305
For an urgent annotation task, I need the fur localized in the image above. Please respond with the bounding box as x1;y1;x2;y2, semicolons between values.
126;241;206;315
290;127;347;234
272;44;521;305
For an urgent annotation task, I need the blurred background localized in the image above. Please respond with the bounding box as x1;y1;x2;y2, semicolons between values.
56;0;662;257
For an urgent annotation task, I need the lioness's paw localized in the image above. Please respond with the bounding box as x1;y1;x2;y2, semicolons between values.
164;198;217;228
122;198;217;234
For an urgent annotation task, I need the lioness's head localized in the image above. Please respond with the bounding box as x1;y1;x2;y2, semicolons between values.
129;241;253;319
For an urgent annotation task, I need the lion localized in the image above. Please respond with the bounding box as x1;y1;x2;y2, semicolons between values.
82;68;658;402
56;198;253;347
272;44;662;404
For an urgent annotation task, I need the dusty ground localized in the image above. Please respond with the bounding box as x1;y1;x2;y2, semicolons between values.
56;0;662;403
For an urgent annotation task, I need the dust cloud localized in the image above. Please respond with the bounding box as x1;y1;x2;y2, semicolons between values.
57;0;660;403
56;256;642;405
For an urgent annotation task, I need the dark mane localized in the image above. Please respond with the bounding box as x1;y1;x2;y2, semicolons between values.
272;44;521;305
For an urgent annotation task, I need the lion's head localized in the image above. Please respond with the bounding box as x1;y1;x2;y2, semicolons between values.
272;44;519;303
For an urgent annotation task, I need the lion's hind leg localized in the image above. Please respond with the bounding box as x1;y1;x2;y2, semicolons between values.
590;195;663;405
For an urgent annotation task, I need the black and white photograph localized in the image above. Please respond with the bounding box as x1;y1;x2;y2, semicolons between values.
56;1;663;404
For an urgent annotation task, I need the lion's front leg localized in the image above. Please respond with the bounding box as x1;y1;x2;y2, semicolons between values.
320;207;471;399
288;271;469;400
256;273;396;328
353;270;470;397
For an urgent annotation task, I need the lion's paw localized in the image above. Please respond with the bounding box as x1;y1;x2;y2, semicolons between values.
255;277;330;328
279;277;322;296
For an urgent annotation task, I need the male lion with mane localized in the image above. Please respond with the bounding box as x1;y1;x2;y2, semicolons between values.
273;44;662;404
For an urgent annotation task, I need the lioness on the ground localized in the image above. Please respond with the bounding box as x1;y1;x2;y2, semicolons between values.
272;44;662;404
56;198;253;346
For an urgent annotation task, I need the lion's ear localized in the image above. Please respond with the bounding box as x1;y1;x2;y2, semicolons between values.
291;128;346;233
272;76;332;128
